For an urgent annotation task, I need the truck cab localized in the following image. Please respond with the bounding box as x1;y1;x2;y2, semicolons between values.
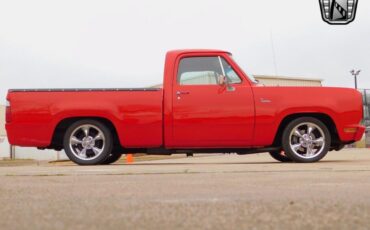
163;50;255;148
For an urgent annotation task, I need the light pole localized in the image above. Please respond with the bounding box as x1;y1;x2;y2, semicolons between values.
350;69;361;89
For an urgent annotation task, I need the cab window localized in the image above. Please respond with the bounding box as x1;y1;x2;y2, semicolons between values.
177;57;221;85
177;56;241;85
220;58;242;84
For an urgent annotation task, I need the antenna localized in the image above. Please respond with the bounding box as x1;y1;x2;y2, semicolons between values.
270;28;278;76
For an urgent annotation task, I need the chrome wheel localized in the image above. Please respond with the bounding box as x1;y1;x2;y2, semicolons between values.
69;124;105;160
289;122;325;159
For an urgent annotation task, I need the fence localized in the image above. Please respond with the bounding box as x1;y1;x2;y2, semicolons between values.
358;89;370;147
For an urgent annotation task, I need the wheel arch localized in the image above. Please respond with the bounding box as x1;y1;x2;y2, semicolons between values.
50;117;121;151
272;113;340;148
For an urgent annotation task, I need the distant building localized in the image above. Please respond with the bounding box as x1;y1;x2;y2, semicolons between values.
357;89;369;147
359;89;370;127
254;75;322;87
0;105;10;158
152;75;323;88
0;105;5;137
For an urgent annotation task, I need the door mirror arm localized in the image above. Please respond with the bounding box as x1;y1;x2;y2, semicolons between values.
218;75;228;86
218;75;235;91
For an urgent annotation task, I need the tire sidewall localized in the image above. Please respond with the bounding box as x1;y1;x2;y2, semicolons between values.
101;152;122;165
63;119;113;165
282;117;331;163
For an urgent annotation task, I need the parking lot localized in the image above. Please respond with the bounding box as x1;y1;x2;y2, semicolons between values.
1;148;370;230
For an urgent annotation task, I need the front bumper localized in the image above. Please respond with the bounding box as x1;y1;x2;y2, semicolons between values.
354;125;366;141
344;125;366;142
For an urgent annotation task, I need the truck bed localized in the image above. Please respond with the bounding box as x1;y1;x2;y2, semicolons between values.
8;88;161;92
6;88;164;148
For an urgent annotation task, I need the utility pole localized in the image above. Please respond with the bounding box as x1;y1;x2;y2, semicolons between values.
350;69;361;89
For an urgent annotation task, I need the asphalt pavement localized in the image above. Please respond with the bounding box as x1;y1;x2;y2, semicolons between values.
1;148;370;230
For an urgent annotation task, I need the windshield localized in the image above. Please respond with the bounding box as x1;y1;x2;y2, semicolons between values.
228;54;258;83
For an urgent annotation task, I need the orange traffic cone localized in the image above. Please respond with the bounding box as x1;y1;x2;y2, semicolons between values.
126;154;134;164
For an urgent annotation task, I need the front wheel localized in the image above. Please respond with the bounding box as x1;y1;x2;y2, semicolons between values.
63;120;113;165
282;117;331;163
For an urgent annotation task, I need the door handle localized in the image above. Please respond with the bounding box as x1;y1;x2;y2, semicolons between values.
176;91;190;95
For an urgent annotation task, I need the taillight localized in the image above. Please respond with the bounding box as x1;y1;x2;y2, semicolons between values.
5;99;11;123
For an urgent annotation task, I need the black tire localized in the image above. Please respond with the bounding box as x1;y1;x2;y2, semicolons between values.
282;117;331;163
100;152;122;164
63;119;113;165
269;150;292;162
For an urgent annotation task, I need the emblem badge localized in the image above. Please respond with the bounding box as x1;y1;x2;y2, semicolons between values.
319;0;359;25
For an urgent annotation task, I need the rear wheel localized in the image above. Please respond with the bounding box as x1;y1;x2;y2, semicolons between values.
282;117;331;163
63;120;113;165
269;150;292;162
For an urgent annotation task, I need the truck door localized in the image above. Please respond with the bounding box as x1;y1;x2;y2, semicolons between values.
171;55;255;148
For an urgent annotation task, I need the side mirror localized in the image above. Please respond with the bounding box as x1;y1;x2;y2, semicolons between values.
218;75;235;92
218;75;227;86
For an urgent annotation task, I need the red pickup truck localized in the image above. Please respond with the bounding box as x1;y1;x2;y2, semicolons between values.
5;49;365;165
